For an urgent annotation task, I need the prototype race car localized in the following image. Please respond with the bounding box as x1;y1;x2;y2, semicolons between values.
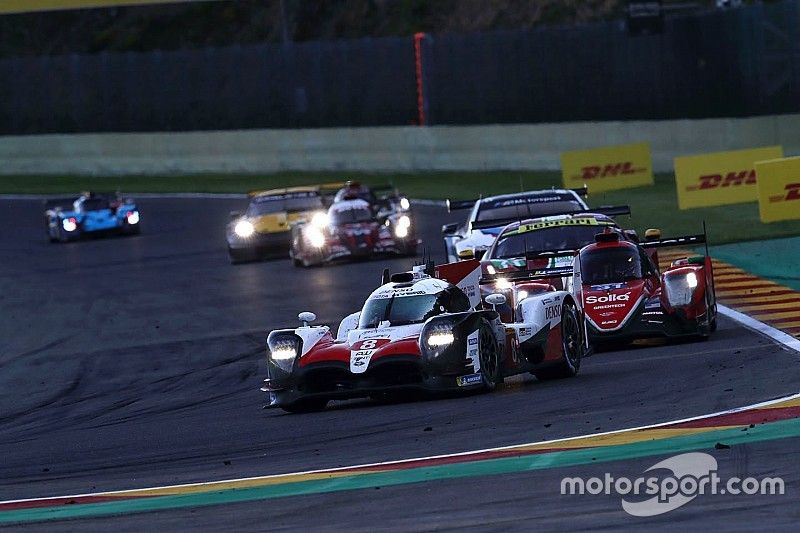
442;188;589;262
227;186;339;263
332;180;412;219
289;198;418;267
480;211;633;290
44;192;140;242
262;262;586;413
576;231;717;345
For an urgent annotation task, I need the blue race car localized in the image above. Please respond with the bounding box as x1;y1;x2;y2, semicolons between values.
44;192;141;243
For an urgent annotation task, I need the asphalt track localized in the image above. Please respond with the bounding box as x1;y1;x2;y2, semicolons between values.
1;198;798;530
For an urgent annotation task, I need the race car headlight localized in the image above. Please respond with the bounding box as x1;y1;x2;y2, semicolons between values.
234;220;255;238
306;226;326;248
394;223;409;238
62;217;78;232
664;271;698;307
495;277;512;291
126;210;140;225
311;211;328;228
268;337;301;372
424;322;455;349
398;215;411;228
399;197;410;210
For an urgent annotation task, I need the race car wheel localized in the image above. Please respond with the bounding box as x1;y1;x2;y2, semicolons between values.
478;318;502;391
281;398;328;414
535;302;582;380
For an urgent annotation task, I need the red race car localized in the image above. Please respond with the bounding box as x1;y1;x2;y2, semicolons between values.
576;230;717;346
289;198;418;267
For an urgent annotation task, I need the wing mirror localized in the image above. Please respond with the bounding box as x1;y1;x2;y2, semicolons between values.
298;312;317;326
485;293;507;310
229;211;242;220
442;222;459;236
644;228;662;241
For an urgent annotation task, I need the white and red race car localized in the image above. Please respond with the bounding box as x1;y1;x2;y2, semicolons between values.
262;261;587;413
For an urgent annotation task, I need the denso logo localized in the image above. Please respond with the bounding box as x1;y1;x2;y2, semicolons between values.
769;183;800;203
586;292;631;304
686;170;756;191
575;162;644;180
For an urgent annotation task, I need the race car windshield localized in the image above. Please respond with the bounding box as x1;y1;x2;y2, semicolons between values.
476;200;584;223
359;294;443;328
247;196;323;215
330;207;373;225
81;198;110;211
581;247;643;285
490;226;608;259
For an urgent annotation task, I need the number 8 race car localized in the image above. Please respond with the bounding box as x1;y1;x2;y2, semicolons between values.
262;261;587;413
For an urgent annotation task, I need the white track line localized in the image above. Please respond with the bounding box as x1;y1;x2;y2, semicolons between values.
718;304;800;353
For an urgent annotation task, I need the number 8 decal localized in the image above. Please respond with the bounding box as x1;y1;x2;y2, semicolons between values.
360;339;377;350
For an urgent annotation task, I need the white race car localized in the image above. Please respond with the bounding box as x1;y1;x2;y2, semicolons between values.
262;261;586;413
442;188;589;263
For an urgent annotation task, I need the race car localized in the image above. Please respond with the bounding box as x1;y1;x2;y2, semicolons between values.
44;192;140;242
262;261;586;413
289;198;418;267
576;230;717;346
332;180;412;219
442;188;589;262
227;186;339;263
479;210;633;291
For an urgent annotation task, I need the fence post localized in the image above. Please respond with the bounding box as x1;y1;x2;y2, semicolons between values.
413;32;428;126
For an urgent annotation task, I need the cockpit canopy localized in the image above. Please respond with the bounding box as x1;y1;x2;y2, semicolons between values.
580;244;646;285
358;285;471;329
329;200;374;225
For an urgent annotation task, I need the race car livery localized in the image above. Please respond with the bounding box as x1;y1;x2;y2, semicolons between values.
289;198;418;267
262;262;586;413
226;186;333;263
442;188;589;263
576;231;717;345
332;181;412;219
44;192;140;242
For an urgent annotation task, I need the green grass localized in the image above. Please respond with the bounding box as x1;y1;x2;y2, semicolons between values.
2;171;800;245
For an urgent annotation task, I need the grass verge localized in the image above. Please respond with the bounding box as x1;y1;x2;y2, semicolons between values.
2;171;799;245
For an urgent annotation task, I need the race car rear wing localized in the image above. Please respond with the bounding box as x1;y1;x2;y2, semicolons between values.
469;205;631;231
43;197;80;210
446;187;589;213
639;234;706;249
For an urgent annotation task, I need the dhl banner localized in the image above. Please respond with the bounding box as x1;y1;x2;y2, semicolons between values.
756;156;800;223
0;0;209;14
673;146;783;210
560;143;653;193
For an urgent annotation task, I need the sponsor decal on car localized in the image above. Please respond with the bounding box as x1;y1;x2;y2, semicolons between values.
349;338;390;374
585;292;631;304
456;373;483;387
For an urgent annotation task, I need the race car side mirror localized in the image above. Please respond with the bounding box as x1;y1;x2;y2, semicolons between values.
298;312;317;326
229;211;242;220
485;293;507;310
442;223;458;236
645;228;662;241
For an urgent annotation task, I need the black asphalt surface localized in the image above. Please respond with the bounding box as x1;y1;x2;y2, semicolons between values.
1;197;798;530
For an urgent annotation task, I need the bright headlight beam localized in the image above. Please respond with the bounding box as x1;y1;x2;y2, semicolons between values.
271;346;297;360
234;220;254;238
399;197;410;210
395;224;409;238
61;218;77;232
427;332;454;346
307;226;326;247
127;211;140;225
686;271;698;288
311;211;329;228
398;215;411;228
495;277;512;290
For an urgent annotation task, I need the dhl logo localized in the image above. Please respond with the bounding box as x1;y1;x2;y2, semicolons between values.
685;170;756;191
573;162;646;180
769;183;800;203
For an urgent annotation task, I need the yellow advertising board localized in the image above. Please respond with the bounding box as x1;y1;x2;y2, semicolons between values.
561;143;653;193
673;146;783;210
756;156;800;223
0;0;210;14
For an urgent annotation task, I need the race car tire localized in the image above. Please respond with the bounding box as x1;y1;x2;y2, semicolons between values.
280;398;328;414
535;302;582;380
478;318;502;391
